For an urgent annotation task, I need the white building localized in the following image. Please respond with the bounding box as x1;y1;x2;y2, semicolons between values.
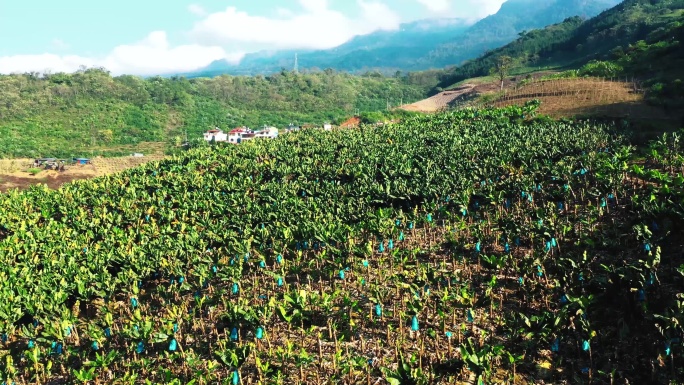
228;127;256;144
323;123;332;131
203;128;228;142
255;126;279;139
284;123;300;133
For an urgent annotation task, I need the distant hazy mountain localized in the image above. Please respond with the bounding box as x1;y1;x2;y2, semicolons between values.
185;0;622;77
186;18;470;77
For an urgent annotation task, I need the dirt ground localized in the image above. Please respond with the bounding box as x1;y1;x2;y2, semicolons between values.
399;72;557;113
0;155;165;193
339;116;361;128
400;85;476;112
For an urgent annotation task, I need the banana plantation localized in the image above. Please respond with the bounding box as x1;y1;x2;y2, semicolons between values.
0;101;682;384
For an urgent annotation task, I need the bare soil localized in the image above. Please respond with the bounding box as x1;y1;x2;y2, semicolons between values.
0;155;165;193
400;85;476;112
340;116;361;128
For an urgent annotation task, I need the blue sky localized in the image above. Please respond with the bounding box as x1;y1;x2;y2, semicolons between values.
0;0;506;75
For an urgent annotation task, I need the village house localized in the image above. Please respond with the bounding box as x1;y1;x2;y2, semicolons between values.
203;128;228;142
228;127;256;144
198;124;287;144
283;123;300;133
255;126;279;139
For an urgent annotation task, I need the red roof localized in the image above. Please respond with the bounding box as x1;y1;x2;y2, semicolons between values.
230;127;250;134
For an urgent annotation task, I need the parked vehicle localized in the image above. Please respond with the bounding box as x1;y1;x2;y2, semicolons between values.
33;158;70;171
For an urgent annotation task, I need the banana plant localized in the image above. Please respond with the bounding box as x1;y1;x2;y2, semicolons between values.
381;352;428;385
459;338;505;384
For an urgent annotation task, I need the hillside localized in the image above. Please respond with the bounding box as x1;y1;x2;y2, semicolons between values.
1;106;683;383
436;0;684;89
0;69;426;158
487;77;671;123
185;0;620;77
425;0;621;68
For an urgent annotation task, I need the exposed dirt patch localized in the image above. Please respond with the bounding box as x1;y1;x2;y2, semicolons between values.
0;155;165;193
400;85;476;113
0;171;96;192
340;116;361;128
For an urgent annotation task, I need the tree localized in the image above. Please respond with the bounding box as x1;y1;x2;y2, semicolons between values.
490;56;513;91
99;129;114;143
173;136;183;147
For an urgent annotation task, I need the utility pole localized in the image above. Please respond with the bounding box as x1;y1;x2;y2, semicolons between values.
294;53;299;74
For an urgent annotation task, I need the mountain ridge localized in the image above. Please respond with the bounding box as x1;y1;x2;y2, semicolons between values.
184;17;471;77
185;0;622;78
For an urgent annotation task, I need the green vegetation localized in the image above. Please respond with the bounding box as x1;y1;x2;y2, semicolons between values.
490;55;514;91
358;109;421;124
437;16;585;86
437;0;684;91
1;103;684;383
0;69;427;158
26;168;42;176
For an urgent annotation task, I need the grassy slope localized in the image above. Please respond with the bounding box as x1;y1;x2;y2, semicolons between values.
0;70;427;158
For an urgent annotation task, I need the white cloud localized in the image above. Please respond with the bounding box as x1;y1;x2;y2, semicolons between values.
299;0;328;13
416;0;505;19
0;31;232;76
188;4;207;17
468;0;506;17
417;0;450;13
0;54;95;74
101;31;234;75
358;1;401;30
190;0;401;51
275;7;295;18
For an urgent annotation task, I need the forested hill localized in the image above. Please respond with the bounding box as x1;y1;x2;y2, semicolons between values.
423;0;621;69
0;70;427;158
436;0;684;89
